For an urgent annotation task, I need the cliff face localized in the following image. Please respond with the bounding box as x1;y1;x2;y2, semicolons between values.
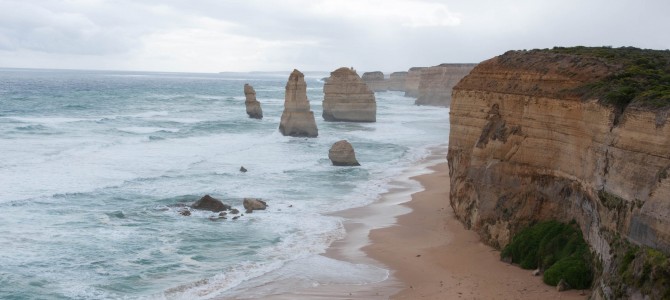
448;50;670;298
323;67;376;122
279;69;318;137
415;64;476;107
361;71;388;92
403;67;425;97
388;72;407;91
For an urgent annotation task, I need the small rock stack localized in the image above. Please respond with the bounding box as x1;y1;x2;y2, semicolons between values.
244;84;263;119
323;67;376;122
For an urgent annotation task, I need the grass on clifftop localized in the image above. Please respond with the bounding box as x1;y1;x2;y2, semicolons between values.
501;220;593;289
548;46;670;110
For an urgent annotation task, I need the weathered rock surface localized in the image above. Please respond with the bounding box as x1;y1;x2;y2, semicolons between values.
415;63;476;106
243;198;267;213
323;67;376;122
328;140;360;166
192;195;231;212
388;72;408;91
244;84;263;119
448;49;670;299
403;67;425;97
279;69;318;137
362;71;388;92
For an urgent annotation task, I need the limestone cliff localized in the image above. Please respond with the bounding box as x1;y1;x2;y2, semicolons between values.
403;67;425;97
279;69;318;137
388;72;407;91
362;71;388;92
323;67;376;122
448;48;670;298
244;83;263;119
415;63;476;106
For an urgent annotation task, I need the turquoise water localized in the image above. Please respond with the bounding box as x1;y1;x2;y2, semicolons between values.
0;68;449;299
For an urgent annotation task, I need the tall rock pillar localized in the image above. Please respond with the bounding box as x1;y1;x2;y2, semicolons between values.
279;69;318;137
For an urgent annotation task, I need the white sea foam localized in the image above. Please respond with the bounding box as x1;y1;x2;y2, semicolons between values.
0;72;449;299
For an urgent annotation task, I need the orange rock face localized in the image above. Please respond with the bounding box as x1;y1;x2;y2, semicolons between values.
448;50;670;298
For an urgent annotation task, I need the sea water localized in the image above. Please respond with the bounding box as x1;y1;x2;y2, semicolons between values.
0;68;449;299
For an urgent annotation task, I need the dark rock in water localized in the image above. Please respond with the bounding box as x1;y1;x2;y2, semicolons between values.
232;216;240;220
245;208;253;214
230;208;240;214
209;216;226;221
191;195;231;212
243;198;267;212
240;166;247;173
179;208;191;216
219;212;227;217
557;279;571;292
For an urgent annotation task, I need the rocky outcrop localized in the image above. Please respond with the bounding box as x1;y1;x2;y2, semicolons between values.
403;67;425;97
415;64;476;106
279;69;318;137
244;84;263;119
328;140;360;166
192;195;231;212
323;67;376;122
388;72;408;91
362;71;388;92
243;198;267;213
448;48;670;299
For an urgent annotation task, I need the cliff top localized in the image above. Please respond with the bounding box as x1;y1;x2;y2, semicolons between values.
458;47;670;111
545;47;670;110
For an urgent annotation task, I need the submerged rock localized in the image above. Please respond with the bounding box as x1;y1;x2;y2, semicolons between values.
179;208;191;216
279;69;318;137
244;84;263;119
323;67;376;122
240;166;247;173
191;195;231;212
328;140;360;166
243;198;267;213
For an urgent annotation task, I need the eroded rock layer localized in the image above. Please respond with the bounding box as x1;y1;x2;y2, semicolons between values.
415;63;476;106
403;67;425;97
244;83;263;119
362;71;387;92
323;67;376;122
279;69;318;137
448;49;670;298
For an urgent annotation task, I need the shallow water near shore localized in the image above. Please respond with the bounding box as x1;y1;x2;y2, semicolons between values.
0;68;449;299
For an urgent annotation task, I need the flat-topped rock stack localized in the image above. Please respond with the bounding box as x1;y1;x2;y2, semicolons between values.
244;84;263;119
323;67;377;122
361;71;388;92
279;69;318;137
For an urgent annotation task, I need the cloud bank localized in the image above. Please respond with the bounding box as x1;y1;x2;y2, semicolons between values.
0;0;668;72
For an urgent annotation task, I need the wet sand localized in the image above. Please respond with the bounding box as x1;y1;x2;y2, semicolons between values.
243;147;588;299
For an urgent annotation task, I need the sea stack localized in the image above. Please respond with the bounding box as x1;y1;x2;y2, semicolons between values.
244;84;263;119
323;67;376;122
328;140;360;166
361;71;388;92
279;69;318;137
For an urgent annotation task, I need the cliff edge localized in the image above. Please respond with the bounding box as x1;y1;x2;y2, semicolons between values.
448;47;670;299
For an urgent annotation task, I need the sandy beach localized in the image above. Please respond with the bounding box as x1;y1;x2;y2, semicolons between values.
239;147;589;299
363;151;589;299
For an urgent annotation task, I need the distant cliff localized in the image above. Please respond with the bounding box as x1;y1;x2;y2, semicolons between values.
415;63;476;106
448;47;670;299
360;65;475;107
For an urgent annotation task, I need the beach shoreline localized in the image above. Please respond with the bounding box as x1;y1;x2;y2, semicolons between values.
241;146;589;299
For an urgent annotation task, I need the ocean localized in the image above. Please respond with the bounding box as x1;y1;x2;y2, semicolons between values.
0;68;449;299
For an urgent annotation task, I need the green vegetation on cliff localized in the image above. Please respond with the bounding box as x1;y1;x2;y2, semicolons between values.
548;46;670;110
501;221;593;289
610;237;670;299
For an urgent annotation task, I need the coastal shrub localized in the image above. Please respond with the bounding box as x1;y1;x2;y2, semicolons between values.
613;239;670;299
501;221;593;289
547;46;670;110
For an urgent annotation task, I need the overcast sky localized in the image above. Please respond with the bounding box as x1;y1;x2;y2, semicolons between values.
0;0;668;73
